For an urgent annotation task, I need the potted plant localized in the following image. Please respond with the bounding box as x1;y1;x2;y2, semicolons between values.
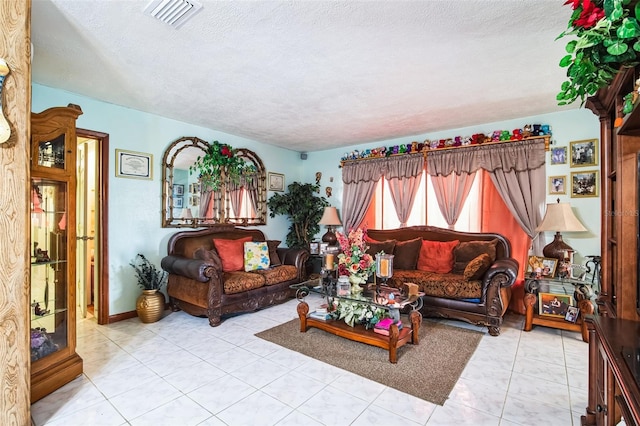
189;140;247;191
129;253;167;323
267;182;329;248
557;0;640;106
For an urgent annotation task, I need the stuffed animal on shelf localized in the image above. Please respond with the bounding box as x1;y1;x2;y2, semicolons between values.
500;130;511;141
491;130;501;141
532;124;542;135
541;124;551;135
523;124;532;138
462;136;472;145
410;141;419;153
512;128;523;140
454;136;462;146
429;139;439;149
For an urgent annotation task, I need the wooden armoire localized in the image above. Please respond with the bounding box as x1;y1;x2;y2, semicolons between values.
582;66;640;425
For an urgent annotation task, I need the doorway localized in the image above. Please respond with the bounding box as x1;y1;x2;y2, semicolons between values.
76;129;109;325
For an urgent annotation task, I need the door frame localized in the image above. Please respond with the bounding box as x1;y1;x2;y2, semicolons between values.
77;128;109;325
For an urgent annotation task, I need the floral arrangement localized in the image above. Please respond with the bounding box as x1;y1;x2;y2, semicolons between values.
336;228;376;287
330;297;388;328
557;0;640;105
190;141;246;191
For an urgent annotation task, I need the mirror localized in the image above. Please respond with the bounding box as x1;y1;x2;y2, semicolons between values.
162;137;267;228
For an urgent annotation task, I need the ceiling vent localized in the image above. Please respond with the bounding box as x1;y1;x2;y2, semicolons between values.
143;0;203;29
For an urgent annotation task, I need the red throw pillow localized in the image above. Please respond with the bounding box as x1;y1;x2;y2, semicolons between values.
417;240;460;273
212;236;253;272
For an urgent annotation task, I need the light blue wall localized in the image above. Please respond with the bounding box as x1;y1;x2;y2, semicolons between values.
303;108;601;265
33;84;303;315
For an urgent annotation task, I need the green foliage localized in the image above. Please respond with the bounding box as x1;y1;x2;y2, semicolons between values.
129;254;167;291
557;0;640;106
330;297;388;328
267;182;329;248
189;141;247;191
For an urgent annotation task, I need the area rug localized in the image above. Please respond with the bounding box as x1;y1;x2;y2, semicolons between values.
255;318;483;405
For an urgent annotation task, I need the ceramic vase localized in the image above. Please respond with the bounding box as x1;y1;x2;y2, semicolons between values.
136;289;165;323
349;274;366;295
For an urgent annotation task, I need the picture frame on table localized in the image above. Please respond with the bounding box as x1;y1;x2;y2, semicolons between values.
319;242;329;254
115;149;153;180
268;172;285;191
309;241;320;255
526;256;558;278
549;175;566;195
565;306;580;323
571;170;599;198
550;147;567;165
570;139;598;167
539;292;573;318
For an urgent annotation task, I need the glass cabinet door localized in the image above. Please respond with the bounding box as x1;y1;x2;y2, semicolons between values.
30;178;69;362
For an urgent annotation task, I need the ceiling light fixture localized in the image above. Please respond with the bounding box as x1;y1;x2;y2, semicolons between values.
143;0;203;29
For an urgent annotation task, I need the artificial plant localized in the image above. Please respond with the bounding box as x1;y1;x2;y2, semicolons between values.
557;0;640;105
267;182;329;248
129;253;167;291
190;141;246;191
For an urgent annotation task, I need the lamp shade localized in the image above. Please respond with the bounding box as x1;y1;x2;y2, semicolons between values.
536;202;587;233
182;209;193;219
318;207;341;226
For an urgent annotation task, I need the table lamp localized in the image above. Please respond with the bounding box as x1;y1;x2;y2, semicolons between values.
318;206;341;246
536;199;587;261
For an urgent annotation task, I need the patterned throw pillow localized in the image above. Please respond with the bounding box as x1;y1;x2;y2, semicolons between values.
244;241;271;271
463;253;493;280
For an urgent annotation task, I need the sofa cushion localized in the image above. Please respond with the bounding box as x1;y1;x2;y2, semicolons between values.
393;238;422;270
417;240;459;273
266;240;282;266
463;253;493;280
193;246;221;266
389;270;483;299
452;239;498;274
223;271;265;294
251;265;298;285
366;239;396;257
244;242;270;271
213;236;253;272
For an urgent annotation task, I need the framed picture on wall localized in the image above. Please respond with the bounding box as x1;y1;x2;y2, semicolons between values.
571;170;599;198
268;172;285;191
173;184;184;196
549;175;566;195
173;197;183;208
550;147;567;165
570;139;598;167
115;149;152;180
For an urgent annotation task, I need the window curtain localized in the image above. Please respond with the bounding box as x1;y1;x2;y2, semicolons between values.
341;158;385;231
243;174;259;214
199;190;212;218
227;180;243;218
384;155;424;227
430;171;476;229
427;138;546;250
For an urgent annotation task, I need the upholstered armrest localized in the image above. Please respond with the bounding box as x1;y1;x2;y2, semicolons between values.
277;248;310;279
161;255;217;283
483;258;519;288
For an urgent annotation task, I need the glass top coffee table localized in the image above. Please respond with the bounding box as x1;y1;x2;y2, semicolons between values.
290;278;423;363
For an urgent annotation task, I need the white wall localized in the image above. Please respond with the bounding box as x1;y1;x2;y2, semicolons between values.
33;84;303;315
303;108;601;265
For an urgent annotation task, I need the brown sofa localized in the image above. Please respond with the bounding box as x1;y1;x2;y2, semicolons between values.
161;225;309;326
366;226;518;336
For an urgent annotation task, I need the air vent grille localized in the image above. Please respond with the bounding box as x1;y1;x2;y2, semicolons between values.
143;0;203;29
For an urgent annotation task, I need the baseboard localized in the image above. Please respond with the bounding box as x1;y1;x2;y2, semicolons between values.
108;303;171;323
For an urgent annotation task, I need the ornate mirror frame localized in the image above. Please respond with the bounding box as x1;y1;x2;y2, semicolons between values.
161;136;267;228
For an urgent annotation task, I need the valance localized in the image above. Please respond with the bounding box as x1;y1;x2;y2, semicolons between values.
342;154;424;183
426;138;546;176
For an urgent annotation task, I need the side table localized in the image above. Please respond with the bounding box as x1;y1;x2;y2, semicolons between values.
523;276;595;342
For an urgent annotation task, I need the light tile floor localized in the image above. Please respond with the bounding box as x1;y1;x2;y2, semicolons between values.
31;294;589;425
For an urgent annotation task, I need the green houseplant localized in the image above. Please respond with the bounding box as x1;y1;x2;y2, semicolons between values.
130;253;167;323
557;0;640;105
267;182;329;248
189;141;247;191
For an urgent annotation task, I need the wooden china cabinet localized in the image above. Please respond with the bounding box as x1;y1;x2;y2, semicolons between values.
582;66;640;425
30;105;83;402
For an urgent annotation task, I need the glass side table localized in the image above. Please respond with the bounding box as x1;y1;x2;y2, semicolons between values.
523;275;596;342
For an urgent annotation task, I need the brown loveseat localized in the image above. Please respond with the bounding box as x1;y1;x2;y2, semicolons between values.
366;226;518;336
161;225;309;326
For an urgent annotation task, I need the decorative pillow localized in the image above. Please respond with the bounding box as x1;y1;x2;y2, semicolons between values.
417;239;460;273
393;238;422;270
452;239;498;274
463;253;493;280
244;242;271;271
266;240;282;266
366;239;397;257
212;236;253;272
193;246;220;264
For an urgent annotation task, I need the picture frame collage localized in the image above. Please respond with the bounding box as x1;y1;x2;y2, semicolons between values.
548;138;599;198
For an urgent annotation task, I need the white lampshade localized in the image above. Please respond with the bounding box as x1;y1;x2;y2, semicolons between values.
182;209;193;219
536;202;587;233
318;207;341;226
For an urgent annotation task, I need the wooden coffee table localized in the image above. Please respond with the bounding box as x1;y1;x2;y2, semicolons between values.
292;281;423;363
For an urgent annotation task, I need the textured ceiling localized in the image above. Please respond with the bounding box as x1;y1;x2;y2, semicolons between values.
31;0;574;152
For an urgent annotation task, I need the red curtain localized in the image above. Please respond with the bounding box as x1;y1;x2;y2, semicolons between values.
481;171;530;315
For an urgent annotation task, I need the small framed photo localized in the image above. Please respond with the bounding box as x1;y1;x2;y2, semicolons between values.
565;306;580;323
115;149;152;180
189;183;201;193
526;256;558;278
268;172;285;192
571;170;599;198
309;241;320;255
550;147;567;165
570;139;598;167
549;175;566;195
320;242;329;254
189;195;200;207
173;197;183;208
539;292;573;318
173;184;184;196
